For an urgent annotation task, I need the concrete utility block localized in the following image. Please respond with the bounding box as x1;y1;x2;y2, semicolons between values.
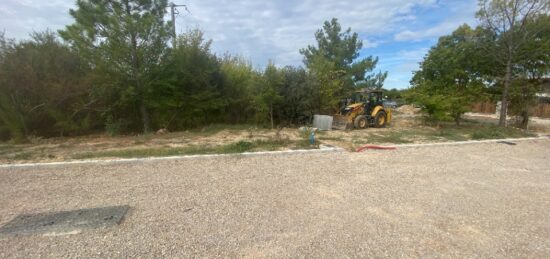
313;115;333;131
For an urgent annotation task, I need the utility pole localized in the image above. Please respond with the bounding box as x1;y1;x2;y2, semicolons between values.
169;2;188;47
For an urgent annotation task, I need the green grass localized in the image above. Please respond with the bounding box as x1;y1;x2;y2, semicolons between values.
12;151;33;160
470;125;529;140
0;144;16;155
2;146;56;161
351;122;532;145
72;138;317;160
0;144;27;158
412;121;531;142
434;129;470;141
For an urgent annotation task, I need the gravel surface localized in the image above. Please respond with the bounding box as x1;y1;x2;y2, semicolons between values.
1;139;549;258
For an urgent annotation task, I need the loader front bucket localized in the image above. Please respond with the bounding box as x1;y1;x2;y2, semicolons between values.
332;114;351;130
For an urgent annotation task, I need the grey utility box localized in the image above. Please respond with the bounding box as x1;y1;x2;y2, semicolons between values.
313;115;333;131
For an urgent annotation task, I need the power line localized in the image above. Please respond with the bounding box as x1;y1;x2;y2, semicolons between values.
169;2;189;47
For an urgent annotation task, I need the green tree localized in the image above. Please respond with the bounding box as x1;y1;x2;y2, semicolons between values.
363;71;388;89
300;18;387;112
410;25;487;125
307;54;346;113
509;14;550;128
220;56;258;124
0;31;93;141
278;66;313;125
476;0;550;127
60;0;171;133
256;62;283;128
149;29;226;129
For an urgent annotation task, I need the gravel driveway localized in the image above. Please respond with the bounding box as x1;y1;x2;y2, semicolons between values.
1;139;549;258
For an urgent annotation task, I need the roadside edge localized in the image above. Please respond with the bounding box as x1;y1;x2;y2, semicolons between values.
0;145;346;168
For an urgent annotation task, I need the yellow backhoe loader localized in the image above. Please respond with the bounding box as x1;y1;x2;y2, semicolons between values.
332;89;392;130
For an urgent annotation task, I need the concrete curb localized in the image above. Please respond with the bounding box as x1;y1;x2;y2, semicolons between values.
0;146;346;168
371;136;549;149
1;137;547;168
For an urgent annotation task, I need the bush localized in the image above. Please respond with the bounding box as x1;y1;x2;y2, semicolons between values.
224;141;254;153
0;126;10;142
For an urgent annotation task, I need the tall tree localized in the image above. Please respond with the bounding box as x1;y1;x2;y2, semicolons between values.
60;0;171;133
256;62;283;128
476;0;550;127
410;25;488;125
509;14;550;128
278;66;312;125
220;56;257;124
300;18;387;112
149;29;226;129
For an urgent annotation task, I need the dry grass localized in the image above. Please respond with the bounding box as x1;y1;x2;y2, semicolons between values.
0;112;535;163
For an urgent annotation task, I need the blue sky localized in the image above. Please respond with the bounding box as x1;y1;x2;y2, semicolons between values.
1;0;478;89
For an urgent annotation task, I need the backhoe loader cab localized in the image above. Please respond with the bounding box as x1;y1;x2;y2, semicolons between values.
333;89;392;130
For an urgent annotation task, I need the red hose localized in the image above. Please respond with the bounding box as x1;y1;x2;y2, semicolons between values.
356;144;397;152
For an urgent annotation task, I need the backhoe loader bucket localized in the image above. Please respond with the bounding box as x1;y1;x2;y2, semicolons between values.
332;114;351;130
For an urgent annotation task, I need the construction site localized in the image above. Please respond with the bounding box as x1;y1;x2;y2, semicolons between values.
2;0;550;258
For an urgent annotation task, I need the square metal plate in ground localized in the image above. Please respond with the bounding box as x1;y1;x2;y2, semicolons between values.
0;205;129;237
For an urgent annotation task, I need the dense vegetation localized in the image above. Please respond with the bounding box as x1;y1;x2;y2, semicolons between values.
0;1;386;142
409;0;550;128
1;0;548;142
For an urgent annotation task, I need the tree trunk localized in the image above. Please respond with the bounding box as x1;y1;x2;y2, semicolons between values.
125;0;150;133
270;102;274;129
139;100;150;134
499;50;513;127
520;110;529;130
520;85;530;130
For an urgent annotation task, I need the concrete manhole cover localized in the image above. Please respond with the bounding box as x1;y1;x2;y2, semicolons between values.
0;205;129;237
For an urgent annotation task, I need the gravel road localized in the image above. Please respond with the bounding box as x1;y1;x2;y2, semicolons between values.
1;139;549;258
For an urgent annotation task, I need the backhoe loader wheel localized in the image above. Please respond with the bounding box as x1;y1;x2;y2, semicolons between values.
354;116;368;129
374;111;387;128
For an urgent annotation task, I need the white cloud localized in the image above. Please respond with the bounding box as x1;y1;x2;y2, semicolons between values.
1;0;74;39
394;20;468;41
0;0;479;89
177;0;439;66
363;39;380;49
393;0;478;42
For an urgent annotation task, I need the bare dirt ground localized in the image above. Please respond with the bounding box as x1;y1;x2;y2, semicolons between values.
0;127;303;163
0;139;549;257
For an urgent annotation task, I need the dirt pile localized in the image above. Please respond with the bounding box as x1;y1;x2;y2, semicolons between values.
396;105;420;115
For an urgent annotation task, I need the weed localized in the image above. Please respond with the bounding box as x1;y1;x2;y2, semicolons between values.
0;144;15;152
470;126;528;140
0;144;24;157
297;127;319;148
12;152;33;160
435;129;469;141
72;138;314;160
221;140;254;153
355;131;413;144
